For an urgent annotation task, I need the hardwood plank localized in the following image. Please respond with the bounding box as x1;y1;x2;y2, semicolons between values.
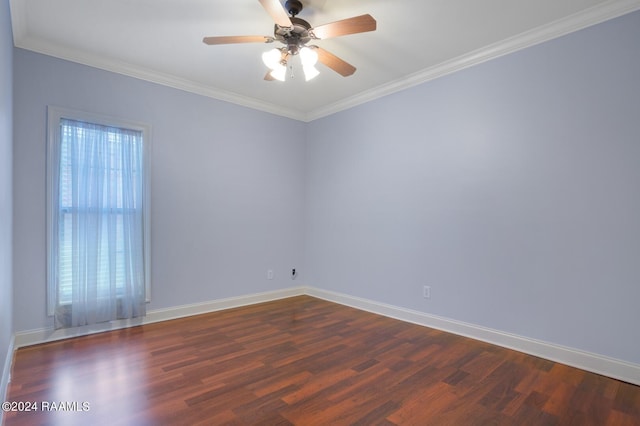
4;295;640;425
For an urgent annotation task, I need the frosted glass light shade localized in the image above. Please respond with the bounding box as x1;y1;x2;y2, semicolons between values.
303;65;319;81
299;47;318;67
262;48;281;69
270;63;287;81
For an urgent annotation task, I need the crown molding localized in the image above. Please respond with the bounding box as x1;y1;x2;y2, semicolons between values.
11;36;308;122
11;0;640;123
304;0;640;121
8;0;26;44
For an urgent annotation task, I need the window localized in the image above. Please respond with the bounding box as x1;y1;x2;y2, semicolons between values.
47;106;151;328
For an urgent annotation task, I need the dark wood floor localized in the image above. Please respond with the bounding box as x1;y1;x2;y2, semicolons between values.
4;296;640;425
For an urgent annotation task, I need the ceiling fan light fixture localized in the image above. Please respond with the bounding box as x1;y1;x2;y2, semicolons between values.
270;63;287;81
303;65;319;81
262;48;282;69
299;46;318;67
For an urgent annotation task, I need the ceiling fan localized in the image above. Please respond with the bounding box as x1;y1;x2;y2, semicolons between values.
202;0;377;82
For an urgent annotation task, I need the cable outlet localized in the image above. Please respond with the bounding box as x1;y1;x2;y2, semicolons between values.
423;285;431;299
267;270;274;280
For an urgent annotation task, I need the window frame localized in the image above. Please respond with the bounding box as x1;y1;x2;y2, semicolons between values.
46;106;152;316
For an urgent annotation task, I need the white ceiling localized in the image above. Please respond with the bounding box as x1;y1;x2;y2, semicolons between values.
10;0;640;121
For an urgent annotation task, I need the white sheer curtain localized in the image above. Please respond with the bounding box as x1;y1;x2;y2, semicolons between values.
53;118;147;329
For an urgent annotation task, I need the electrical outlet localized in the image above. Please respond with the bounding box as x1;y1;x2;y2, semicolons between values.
267;270;274;280
291;268;297;279
423;285;431;299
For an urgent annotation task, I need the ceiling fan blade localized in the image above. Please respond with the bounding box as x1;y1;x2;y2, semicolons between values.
258;0;292;27
311;14;376;40
203;35;272;45
314;46;356;77
264;72;275;81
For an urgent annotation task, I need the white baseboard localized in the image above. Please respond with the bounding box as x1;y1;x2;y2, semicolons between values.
10;285;640;386
306;287;640;386
13;286;307;348
1;334;15;423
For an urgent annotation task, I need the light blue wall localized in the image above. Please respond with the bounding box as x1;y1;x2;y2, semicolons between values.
12;50;306;332
10;8;640;369
304;11;640;364
0;0;14;404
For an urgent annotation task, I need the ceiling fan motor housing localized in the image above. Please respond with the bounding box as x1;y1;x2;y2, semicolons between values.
274;16;312;55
